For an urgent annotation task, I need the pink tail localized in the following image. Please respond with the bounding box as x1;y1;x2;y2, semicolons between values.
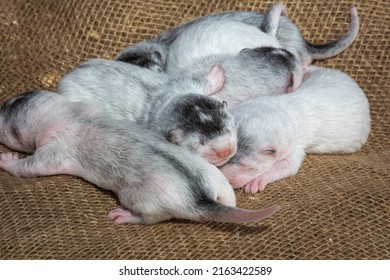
210;204;281;223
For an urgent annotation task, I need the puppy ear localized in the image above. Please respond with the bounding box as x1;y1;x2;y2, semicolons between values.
222;100;228;110
217;100;228;114
166;128;185;144
204;64;225;95
151;51;162;62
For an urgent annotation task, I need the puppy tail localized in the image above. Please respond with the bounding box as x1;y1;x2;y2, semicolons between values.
205;202;281;223
306;4;359;61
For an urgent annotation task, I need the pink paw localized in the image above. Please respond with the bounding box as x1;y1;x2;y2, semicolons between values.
0;152;20;161
107;206;141;224
205;64;225;95
244;176;267;194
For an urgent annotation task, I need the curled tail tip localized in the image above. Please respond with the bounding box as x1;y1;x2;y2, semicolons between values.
350;4;359;32
307;4;359;61
350;4;359;25
269;204;282;213
278;3;288;17
348;4;359;46
271;2;288;17
260;204;282;218
234;203;282;223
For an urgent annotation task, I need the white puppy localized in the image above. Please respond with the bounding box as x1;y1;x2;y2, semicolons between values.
220;66;371;193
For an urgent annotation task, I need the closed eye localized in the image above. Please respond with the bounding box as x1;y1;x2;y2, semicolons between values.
265;149;276;155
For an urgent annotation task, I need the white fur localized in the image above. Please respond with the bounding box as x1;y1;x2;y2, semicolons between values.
166;20;281;76
59;59;238;165
220;66;371;193
0;91;282;224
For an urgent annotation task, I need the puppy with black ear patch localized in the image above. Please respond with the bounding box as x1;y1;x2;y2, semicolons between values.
60;59;236;166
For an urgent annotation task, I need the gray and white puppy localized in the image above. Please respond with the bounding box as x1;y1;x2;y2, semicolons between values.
219;66;370;193
116;3;359;72
154;3;286;77
0;92;280;224
183;47;303;109
118;5;303;108
59;59;236;166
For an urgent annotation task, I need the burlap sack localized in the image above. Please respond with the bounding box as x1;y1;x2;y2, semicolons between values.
0;0;388;259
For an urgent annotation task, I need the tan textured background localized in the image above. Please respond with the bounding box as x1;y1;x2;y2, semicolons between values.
0;0;389;259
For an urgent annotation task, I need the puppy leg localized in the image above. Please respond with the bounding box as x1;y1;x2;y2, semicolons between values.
107;206;143;224
0;144;77;177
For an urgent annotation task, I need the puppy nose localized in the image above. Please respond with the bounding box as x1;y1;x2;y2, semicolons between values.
215;148;233;158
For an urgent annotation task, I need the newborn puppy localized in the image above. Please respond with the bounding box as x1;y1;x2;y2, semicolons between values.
188;46;303;109
220;66;370;193
0;92;280;224
59;59;236;166
116;4;358;71
117;3;286;72
157;3;287;76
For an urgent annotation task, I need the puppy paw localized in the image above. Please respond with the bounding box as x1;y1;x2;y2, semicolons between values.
244;175;267;194
107;206;141;224
0;152;20;161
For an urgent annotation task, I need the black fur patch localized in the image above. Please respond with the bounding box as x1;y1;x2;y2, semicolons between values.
1;91;38;118
149;144;215;210
259;17;273;34
241;47;295;70
306;40;339;53
10;124;20;142
227;125;256;164
116;51;162;70
171;95;229;139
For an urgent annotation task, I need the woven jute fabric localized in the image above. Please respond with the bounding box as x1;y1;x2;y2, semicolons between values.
0;0;389;259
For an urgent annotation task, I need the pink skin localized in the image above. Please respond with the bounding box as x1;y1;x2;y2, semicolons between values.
244;151;304;193
107;206;213;224
221;163;260;189
203;141;237;166
107;206;142;224
214;147;232;158
204;64;225;95
168;128;237;166
205;154;233;166
285;65;305;93
198;128;238;166
0;152;19;161
0;116;84;178
221;162;277;193
244;175;266;193
0;150;78;178
220;149;305;193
